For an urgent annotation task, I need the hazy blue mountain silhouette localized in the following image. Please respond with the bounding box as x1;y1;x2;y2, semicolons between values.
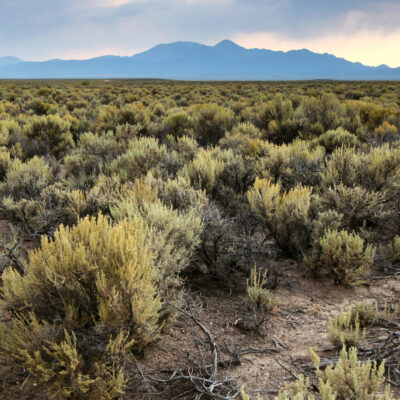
0;40;399;79
0;56;23;66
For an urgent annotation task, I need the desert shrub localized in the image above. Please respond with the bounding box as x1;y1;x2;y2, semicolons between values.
359;121;399;145
384;175;400;236
157;176;208;212
311;346;390;400
311;210;344;243
1;183;85;236
212;156;259;235
312;127;359;153
196;203;259;276
0;120;24;159
0;226;24;276
118;103;150;134
191;103;235;146
0;119;21;148
256;140;325;189
149;102;166;118
0;214;161;398
254;94;298;144
219;133;269;158
163;111;194;139
109;137;167;183
111;175;203;306
247;178;312;257
295;94;359;139
246;266;274;329
276;375;335;400
276;347;393;400
328;311;364;347
64;132;125;189
0;156;55;201
179;148;229;194
114;123;139;142
359;102;393;130
30;98;51;115
374;121;399;141
166;135;198;163
96;105;120;132
218;122;269;158
215;155;256;199
350;302;377;327
229;121;262;139
0;148;12;181
361;145;400;192
322;145;400;191
64;131;124;189
320;184;386;232
321;146;361;189
0;124;10;147
240;386;251;400
82;174;124;216
23;115;74;158
75;131;122;164
305;229;375;285
389;235;400;263
96;103;149;134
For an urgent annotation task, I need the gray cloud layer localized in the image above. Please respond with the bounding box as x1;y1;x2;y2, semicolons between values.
1;0;399;61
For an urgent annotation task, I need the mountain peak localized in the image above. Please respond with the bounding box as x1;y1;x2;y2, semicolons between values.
214;39;242;50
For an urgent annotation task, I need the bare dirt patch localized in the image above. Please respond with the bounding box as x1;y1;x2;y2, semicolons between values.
127;262;400;399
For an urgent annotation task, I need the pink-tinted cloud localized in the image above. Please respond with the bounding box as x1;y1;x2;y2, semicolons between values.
232;28;400;67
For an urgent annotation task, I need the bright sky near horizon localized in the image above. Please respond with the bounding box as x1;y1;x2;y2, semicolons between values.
1;0;399;67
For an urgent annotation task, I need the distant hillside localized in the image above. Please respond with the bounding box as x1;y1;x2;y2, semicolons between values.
1;40;399;80
0;56;23;67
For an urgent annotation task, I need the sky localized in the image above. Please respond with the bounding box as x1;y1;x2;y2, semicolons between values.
1;0;400;67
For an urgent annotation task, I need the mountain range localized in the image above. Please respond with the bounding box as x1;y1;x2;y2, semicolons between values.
0;40;399;80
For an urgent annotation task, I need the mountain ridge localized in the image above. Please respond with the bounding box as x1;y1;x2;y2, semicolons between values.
0;40;399;80
0;56;23;67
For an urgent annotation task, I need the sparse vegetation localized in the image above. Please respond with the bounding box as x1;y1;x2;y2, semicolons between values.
328;310;365;347
275;347;393;400
246;266;275;329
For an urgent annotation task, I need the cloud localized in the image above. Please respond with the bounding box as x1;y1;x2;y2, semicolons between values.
230;4;400;67
0;0;399;67
232;28;400;67
78;0;138;8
